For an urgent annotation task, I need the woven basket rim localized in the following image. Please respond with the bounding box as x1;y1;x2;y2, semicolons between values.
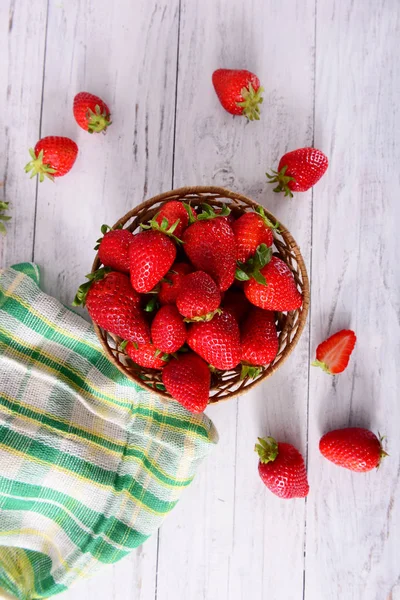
91;185;310;404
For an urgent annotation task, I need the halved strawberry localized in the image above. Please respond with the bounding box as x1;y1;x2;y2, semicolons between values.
312;329;356;374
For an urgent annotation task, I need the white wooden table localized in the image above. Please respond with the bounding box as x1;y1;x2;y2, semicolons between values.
1;1;399;599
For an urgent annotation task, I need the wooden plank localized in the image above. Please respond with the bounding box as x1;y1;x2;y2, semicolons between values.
32;0;179;307
0;0;48;267
156;0;316;598
305;2;400;599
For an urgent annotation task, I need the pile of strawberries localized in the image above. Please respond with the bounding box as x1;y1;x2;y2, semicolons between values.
74;199;305;413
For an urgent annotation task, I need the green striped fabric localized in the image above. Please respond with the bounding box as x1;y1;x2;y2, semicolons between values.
0;264;218;599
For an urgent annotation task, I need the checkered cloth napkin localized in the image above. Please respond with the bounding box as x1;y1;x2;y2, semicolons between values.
0;263;217;599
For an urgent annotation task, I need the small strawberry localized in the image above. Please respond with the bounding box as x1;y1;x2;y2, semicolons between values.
73;270;150;344
25;137;78;182
241;308;278;375
255;437;309;499
233;206;277;263
151;201;196;239
125;341;168;370
162;353;210;413
187;310;241;370
222;290;251;323
73;91;111;133
151;305;186;353
312;329;356;374
319;428;388;472
212;69;264;121
183;211;237;292
95;225;134;273
266;148;328;197
129;231;176;293
158;263;192;305
240;247;302;311
176;271;221;321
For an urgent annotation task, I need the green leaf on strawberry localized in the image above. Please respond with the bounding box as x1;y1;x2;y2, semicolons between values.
235;243;272;285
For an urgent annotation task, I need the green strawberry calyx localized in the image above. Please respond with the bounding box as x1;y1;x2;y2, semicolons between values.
235;243;272;285
254;205;280;232
141;216;183;244
311;359;332;374
266;164;295;198
377;432;389;467
183;202;231;223
255;436;279;464
24;149;57;183
72;267;111;307
154;348;170;362
240;364;262;380
86;104;112;134
183;308;222;323
236;83;264;121
0;201;11;236
94;223;123;250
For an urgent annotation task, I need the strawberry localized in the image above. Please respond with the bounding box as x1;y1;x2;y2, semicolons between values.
95;225;134;273
183;216;237;292
312;329;356;374
162;353;210;413
129;231;176;293
255;437;309;499
73;270;150;344
25;137;78;182
151;305;186;353
73;91;111;133
152;201;196;239
233;206;277;263
319;428;388;472
222;290;251;323
266;147;328;197
125;341;168;370
241;308;278;369
240;248;302;311
215;207;236;225
212;69;264;121
176;271;221;321
187;310;241;370
158;262;192;305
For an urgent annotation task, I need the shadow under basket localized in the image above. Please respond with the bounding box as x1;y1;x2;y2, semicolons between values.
91;186;310;405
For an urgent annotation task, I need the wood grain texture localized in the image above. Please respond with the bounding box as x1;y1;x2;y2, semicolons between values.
156;1;315;599
305;1;400;599
0;0;48;267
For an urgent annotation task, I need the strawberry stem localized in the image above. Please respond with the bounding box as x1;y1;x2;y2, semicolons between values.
183;308;222;323
311;359;332;374
141;215;184;244
86;104;112;134
255;205;280;232
236;83;264;121
254;437;279;463
266;165;295;198
240;364;262;380
196;203;231;221
235;243;272;285
24;149;57;183
72;267;111;307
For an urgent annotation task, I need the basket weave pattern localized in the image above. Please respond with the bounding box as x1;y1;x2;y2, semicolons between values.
91;186;310;404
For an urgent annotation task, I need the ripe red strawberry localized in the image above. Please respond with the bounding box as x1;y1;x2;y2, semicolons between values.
162;353;210;413
176;271;221;320
187;310;241;370
153;201;196;239
129;231;176;293
158;263;192;305
95;225;134;273
125;341;168;369
73;92;111;133
73;270;150;344
312;329;356;374
255;437;309;499
151;305;186;353
266;148;328;197
319;428;388;472
222;290;251;323
233;207;276;263
25;137;78;182
241;308;278;366
183;217;237;292
212;69;264;121
243;256;303;311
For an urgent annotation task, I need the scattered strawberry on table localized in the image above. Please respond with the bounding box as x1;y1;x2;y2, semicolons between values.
266;147;328;197
212;69;264;121
255;437;309;499
73;91;112;133
319;428;388;472
312;329;356;374
25;136;78;182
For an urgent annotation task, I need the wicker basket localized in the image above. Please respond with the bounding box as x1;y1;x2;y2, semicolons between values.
91;186;309;404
